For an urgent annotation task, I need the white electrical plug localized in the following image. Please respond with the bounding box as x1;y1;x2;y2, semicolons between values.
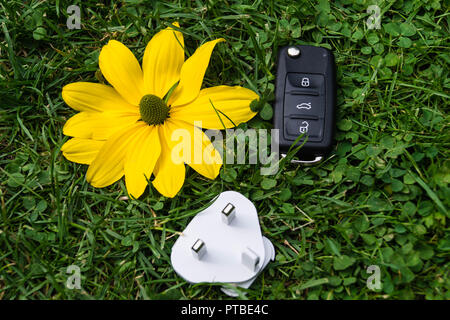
170;191;275;296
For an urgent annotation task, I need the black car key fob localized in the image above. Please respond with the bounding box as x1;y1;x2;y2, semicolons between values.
273;45;336;164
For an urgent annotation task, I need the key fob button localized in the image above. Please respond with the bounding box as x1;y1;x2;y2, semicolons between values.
284;94;324;118
285;118;323;140
286;73;324;93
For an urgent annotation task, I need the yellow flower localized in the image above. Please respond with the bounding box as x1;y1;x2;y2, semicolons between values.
60;23;258;198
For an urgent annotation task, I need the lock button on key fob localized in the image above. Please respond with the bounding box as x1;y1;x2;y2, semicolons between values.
273;45;336;163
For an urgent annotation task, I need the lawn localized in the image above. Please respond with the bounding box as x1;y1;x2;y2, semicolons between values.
0;0;448;300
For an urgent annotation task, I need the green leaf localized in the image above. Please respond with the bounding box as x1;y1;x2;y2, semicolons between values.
222;168;237;182
403;173;415;185
345;166;361;182
417;244;434;260
373;43;384;54
353;215;370;232
341;25;351;38
367;33;379;45
381;247;394;262
399;267;415;283
352;29;364;41
33;27;47;40
366;145;382;157
437;237;450;251
298;278;329;291
361;233;377;245
312;30;323;43
400;22;416;36
385;52;399;66
394;224;407;234
261;178;277;190
324;237;341;256
384;22;401;36
121;235;134;246
402;202;416;216
281;202;295;214
23;196;36;210
391;179;404;192
328;276;342;286
328;21;342;32
343;277;357;286
7;172;25;188
361;175;375;186
380;135;395;149
367;196;393;212
337;119;352;131
398;37;412;48
36;200;47;213
370;55;384;68
316;13;329;28
333;255;356;270
153;202;164;211
279;188;292;201
361;46;372;54
250;99;263;112
316;0;330;13
385;144;406;158
259;103;273;120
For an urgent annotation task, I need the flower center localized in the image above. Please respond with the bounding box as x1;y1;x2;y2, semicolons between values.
139;94;169;125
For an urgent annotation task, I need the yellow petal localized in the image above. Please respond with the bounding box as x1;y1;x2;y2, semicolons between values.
142;22;184;98
124;126;161;199
99;40;145;106
152;126;186;198
63;111;140;141
162;118;222;180
170;85;259;129
61;138;105;165
62;82;138;113
169;38;225;107
86;123;147;188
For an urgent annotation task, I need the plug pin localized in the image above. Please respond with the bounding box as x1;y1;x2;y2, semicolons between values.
191;239;206;260
242;247;260;272
221;203;236;225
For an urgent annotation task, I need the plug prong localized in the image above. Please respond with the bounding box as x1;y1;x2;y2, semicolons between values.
242;247;260;272
191;239;206;260
221;203;236;224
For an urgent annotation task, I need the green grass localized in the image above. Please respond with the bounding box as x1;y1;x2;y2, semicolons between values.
0;0;449;300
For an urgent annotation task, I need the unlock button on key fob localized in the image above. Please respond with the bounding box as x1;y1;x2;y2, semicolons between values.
285;119;323;140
